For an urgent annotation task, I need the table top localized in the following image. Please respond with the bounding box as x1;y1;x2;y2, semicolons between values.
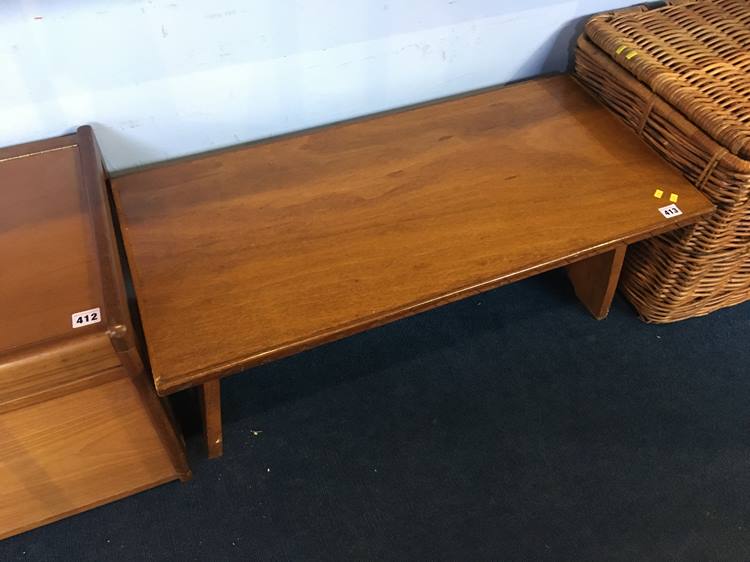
112;75;713;394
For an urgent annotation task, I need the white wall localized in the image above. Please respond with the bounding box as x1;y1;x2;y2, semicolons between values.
0;0;635;172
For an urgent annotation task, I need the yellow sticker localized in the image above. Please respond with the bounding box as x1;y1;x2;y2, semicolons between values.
626;50;639;60
616;45;628;55
669;193;679;203
654;189;664;199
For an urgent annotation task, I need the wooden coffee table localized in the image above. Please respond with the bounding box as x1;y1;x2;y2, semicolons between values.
111;75;713;457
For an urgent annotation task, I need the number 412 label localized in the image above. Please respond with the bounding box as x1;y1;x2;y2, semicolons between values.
659;203;683;219
72;307;102;328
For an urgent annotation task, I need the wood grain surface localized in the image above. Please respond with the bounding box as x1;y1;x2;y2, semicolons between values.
0;333;119;414
112;75;713;394
0;374;180;540
567;244;627;320
0;138;104;354
200;380;223;458
0;128;191;537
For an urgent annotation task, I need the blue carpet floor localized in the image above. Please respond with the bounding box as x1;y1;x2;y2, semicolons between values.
3;269;750;561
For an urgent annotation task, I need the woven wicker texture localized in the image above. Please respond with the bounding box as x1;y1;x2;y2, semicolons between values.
575;1;750;323
586;0;750;159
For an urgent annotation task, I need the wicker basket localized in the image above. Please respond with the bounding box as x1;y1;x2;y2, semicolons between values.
574;0;750;323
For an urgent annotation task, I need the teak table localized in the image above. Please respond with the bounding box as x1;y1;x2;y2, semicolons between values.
112;75;713;457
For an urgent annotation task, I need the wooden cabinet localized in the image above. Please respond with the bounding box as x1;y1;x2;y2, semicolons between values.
0;127;190;540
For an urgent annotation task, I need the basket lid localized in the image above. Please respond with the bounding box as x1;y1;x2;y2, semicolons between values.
585;0;750;159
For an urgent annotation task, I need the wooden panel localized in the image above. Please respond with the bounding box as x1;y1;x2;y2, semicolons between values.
76;126;139;360
567;244;627;320
0;333;120;413
112;75;714;394
0;142;104;354
0;372;180;540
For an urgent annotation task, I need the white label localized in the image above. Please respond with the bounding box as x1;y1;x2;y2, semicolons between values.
72;307;102;328
659;204;683;219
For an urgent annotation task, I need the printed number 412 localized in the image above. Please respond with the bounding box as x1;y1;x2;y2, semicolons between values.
72;307;102;328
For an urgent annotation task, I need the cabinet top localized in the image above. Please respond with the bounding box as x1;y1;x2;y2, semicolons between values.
0;128;132;359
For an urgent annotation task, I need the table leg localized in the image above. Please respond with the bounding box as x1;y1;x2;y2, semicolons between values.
200;380;223;458
567;244;627;320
